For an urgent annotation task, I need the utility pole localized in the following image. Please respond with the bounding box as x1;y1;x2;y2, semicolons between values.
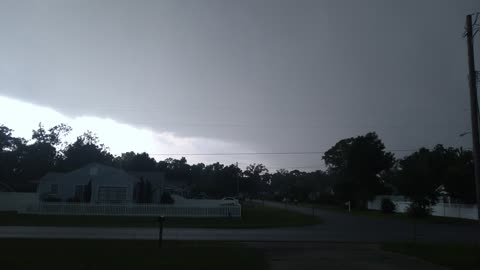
465;14;480;221
236;162;240;197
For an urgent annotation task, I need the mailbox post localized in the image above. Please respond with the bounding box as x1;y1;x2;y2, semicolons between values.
158;216;165;248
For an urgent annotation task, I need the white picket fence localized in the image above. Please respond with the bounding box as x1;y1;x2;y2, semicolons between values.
368;196;478;220
22;202;242;218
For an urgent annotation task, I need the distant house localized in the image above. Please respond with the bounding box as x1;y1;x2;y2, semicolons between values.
164;181;192;198
35;163;164;204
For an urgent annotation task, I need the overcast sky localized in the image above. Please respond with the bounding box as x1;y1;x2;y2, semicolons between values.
1;0;479;170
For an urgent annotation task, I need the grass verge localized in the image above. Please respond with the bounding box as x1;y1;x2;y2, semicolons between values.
0;202;321;228
382;242;480;270
0;239;269;270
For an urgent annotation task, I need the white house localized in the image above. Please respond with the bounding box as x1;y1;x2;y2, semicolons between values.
35;163;164;204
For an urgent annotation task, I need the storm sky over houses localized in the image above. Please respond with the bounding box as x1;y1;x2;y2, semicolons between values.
1;0;479;170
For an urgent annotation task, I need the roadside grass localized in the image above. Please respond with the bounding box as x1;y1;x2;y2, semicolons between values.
0;239;269;270
382;242;480;270
0;202;322;228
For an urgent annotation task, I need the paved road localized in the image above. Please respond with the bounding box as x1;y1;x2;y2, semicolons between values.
0;201;478;243
261;200;480;243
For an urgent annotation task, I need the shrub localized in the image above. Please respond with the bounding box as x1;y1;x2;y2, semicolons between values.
381;198;396;214
407;201;432;218
160;192;175;204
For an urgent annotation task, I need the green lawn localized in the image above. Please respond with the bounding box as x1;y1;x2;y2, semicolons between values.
0;239;269;270
0;202;321;228
382;242;480;270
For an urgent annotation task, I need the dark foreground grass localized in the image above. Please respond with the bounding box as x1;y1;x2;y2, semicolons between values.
382;242;480;270
0;203;321;228
0;239;269;270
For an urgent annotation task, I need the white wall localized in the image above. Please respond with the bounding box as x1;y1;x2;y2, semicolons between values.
37;178;135;203
368;195;479;220
0;192;38;212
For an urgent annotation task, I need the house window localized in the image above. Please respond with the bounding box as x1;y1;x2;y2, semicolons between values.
97;186;127;203
50;184;58;194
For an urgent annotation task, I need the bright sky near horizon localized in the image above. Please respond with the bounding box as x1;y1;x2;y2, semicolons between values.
0;95;254;166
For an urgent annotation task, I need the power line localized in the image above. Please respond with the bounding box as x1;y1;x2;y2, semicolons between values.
149;149;422;156
235;162;324;169
150;151;326;156
271;165;325;169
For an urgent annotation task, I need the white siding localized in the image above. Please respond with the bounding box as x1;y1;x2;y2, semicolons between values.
37;176;135;203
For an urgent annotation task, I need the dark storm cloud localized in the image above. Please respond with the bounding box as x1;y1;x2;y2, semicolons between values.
1;0;479;168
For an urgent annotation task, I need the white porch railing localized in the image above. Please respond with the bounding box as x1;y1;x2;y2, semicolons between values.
22;202;242;218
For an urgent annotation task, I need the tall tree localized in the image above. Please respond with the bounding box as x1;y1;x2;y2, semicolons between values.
18;123;72;181
443;149;476;203
0;125;25;188
32;123;72;147
393;145;452;211
0;125;19;151
323;132;394;207
1;123;71;191
160;157;191;182
57;131;113;171
115;151;157;171
395;145;476;206
243;163;269;196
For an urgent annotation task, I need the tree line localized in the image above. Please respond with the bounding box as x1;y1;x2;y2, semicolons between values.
0;123;476;215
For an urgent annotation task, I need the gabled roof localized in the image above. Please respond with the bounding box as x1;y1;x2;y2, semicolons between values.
35;163;139;183
65;163;139;183
30;172;65;183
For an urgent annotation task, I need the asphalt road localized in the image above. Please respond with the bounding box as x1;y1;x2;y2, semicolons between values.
0;201;478;243
260;200;480;243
